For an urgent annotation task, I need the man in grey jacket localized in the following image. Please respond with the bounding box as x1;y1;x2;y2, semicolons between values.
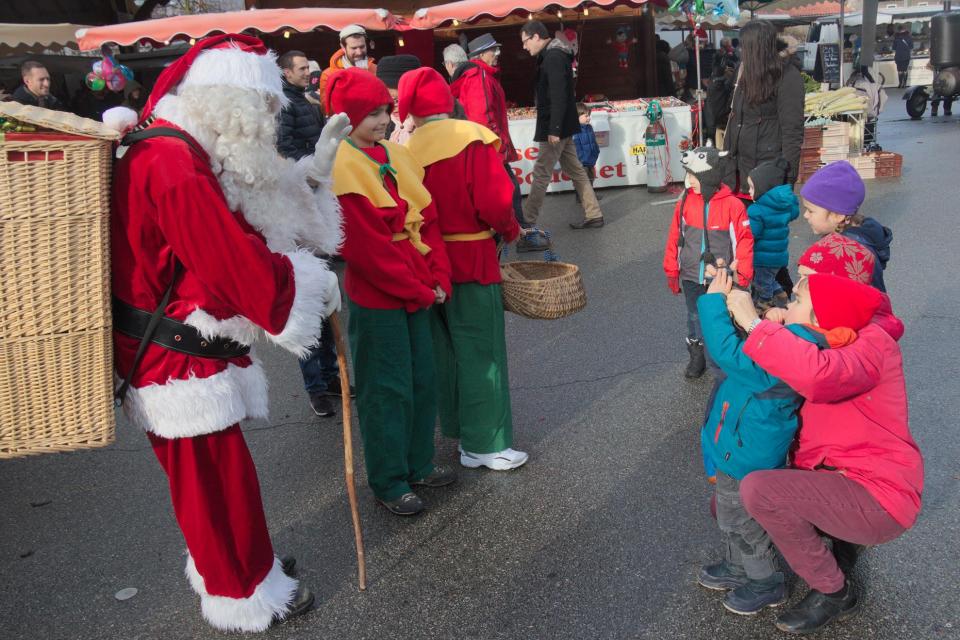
520;21;604;240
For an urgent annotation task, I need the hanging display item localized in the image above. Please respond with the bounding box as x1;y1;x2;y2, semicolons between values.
85;44;134;93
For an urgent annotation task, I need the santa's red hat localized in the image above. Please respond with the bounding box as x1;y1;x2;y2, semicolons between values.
807;273;882;331
324;68;392;128
140;33;284;123
397;67;454;122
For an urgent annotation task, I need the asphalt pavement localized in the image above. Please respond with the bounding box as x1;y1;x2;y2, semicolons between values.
1;93;958;640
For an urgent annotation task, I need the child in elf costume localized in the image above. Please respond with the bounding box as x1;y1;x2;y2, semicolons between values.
325;68;456;516
398;67;528;471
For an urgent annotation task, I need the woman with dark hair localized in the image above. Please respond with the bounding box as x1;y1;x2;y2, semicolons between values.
722;21;805;194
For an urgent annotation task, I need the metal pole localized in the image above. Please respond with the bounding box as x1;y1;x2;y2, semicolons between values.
859;0;879;78
839;0;846;86
695;25;703;146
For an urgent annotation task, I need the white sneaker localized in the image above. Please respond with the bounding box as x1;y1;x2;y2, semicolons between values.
459;447;529;470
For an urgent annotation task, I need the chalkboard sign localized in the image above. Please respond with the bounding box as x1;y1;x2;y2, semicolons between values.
815;43;842;86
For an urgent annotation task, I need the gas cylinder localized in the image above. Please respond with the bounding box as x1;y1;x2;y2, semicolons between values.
644;100;668;193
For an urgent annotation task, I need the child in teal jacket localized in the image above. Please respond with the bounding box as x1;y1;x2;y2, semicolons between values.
747;158;799;305
696;271;825;616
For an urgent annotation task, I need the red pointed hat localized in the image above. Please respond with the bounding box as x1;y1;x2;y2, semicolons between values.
397;67;454;122
807;273;883;331
140;33;283;123
324;68;392;128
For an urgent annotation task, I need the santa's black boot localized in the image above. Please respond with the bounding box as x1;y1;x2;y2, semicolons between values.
685;338;706;379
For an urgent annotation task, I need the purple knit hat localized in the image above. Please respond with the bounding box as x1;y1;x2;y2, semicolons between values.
800;160;865;215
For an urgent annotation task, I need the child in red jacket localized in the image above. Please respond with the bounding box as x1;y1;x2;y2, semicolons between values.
723;276;923;635
399;68;528;471
663;145;753;378
326;68;455;516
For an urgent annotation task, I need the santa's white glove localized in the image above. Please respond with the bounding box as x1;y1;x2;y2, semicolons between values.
313;113;352;178
321;270;342;317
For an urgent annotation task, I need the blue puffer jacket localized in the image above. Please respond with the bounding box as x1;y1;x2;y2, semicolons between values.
573;123;600;168
747;184;799;268
698;294;825;480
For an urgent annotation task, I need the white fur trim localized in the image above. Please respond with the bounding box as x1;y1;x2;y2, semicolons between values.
266;250;336;359
185;554;298;633
122;361;269;439
179;45;286;105
102;106;138;133
184;308;261;346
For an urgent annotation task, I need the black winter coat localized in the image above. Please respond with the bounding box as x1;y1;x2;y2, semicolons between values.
12;85;64;111
722;62;804;190
277;79;325;161
533;41;580;141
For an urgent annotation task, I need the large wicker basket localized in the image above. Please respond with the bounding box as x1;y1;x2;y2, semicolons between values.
500;261;587;320
0;103;118;458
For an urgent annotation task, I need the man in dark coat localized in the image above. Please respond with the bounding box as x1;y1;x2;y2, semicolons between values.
12;61;64;111
519;20;604;237
276;49;347;419
277;50;326;161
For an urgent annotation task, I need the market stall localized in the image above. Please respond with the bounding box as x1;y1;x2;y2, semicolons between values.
507;97;692;193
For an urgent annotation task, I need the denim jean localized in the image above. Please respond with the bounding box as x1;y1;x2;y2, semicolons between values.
753;266;783;301
298;317;339;394
682;279;707;342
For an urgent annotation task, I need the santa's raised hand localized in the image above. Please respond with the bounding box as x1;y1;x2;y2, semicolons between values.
313;112;352;177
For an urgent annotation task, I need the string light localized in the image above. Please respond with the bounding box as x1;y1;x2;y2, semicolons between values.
584;7;590;16
528;12;534;20
453;19;460;26
398;36;405;47
557;9;563;18
283;30;290;38
189;38;196;45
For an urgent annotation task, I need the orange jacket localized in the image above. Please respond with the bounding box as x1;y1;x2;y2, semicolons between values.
318;50;377;114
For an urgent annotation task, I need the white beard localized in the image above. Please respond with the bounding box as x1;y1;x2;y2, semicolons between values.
152;87;342;256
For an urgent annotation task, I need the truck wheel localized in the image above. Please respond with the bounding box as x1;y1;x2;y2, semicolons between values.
907;93;928;119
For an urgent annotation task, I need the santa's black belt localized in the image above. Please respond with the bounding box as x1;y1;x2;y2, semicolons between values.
112;297;251;359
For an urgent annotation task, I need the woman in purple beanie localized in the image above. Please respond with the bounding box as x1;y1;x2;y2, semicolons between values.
800;160;893;292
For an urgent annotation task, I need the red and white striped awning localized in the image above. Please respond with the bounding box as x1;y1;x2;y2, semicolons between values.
75;7;400;51
408;0;661;30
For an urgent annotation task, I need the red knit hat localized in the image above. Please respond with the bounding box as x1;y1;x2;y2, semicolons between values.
140;34;282;124
807;273;882;331
397;67;454;122
324;68;392;128
798;233;875;285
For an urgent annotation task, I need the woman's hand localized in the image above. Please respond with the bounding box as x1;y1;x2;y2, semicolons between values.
726;289;761;331
706;264;734;296
764;307;788;325
434;286;447;305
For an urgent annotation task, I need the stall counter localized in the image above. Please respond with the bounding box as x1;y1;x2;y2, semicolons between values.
506;99;694;195
842;57;934;88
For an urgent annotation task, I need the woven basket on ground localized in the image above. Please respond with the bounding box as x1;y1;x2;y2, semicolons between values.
500;261;587;320
0;103;117;458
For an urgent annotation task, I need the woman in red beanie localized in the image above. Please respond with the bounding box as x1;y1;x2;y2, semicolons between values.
325;68;455;516
721;276;923;635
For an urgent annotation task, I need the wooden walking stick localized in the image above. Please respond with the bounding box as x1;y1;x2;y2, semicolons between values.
328;310;367;591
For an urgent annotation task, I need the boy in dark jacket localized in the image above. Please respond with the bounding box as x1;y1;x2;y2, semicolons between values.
696;270;823;615
573;103;601;195
800;160;892;292
746;157;799;307
663;145;754;378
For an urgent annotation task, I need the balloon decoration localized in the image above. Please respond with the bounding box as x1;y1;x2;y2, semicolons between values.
666;0;740;26
85;44;134;93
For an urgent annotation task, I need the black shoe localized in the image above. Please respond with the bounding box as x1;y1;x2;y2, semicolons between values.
280;555;296;576
775;581;860;634
516;233;551;253
723;574;788;615
271;585;315;626
308;393;335;417
685;339;706;379
831;538;866;574
569;216;604;230
378;492;425;516
323;378;356;398
697;560;750;591
410;464;457;488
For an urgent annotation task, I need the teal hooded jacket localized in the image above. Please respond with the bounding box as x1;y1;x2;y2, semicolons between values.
698;293;825;480
747;184;799;268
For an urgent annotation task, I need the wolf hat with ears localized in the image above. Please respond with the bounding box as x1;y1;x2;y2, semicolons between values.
681;143;729;202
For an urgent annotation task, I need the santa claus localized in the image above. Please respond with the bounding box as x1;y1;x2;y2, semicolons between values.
105;34;348;631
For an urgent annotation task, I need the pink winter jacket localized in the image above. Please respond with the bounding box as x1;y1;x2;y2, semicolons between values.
743;321;923;529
